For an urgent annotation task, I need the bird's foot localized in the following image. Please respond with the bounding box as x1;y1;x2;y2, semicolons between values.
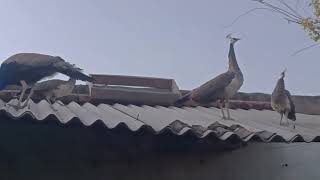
279;122;290;127
285;121;290;126
55;101;65;106
48;101;64;112
6;102;27;110
221;116;235;120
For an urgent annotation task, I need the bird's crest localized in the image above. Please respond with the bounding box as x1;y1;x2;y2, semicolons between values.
226;33;240;44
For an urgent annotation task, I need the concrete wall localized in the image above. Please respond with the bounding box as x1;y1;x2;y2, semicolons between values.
234;92;320;115
180;91;320;115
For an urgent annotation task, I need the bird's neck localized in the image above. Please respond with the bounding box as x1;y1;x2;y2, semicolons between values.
228;43;241;72
274;78;285;92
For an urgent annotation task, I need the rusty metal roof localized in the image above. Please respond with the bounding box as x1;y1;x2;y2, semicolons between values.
2;98;320;143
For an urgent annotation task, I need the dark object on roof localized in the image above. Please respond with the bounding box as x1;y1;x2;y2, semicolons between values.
271;70;296;128
0;53;93;109
175;35;243;120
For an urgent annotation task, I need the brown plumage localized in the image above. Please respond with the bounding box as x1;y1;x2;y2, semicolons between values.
176;72;235;104
1;53;93;109
175;34;243;120
271;70;296;128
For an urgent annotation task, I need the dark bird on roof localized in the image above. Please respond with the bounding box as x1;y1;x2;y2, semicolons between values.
175;34;243;120
0;53;93;108
271;69;296;128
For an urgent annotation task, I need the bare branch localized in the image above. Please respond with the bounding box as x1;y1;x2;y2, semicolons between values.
278;0;302;18
224;5;302;29
292;43;319;56
224;7;278;28
284;17;301;24
258;1;302;21
234;0;320;43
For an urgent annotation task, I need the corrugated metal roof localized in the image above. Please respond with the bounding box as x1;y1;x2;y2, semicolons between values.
2;99;320;143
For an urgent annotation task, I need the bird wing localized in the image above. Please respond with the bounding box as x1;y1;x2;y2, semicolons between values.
4;53;61;67
4;53;93;82
191;71;235;102
285;90;296;121
174;92;192;107
174;71;235;106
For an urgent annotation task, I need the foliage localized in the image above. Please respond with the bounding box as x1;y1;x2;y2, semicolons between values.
254;0;320;42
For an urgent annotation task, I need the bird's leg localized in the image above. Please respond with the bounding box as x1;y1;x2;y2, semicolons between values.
285;111;290;126
280;113;283;125
219;100;227;119
7;80;28;109
17;80;28;107
56;100;65;106
46;96;60;112
225;99;234;120
21;86;35;108
52;97;64;106
45;95;53;105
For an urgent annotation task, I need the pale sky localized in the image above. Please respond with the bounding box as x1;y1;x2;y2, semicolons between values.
0;0;318;95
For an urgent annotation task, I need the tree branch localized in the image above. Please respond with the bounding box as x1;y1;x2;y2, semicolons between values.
292;43;319;56
224;7;276;28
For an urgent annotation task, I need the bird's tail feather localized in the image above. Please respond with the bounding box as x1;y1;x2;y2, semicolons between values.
174;93;191;107
288;110;296;121
53;61;94;82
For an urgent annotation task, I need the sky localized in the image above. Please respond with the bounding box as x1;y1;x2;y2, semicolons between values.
0;0;318;95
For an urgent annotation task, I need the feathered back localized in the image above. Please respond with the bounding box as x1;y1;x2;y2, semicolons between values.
2;53;93;82
174;71;235;107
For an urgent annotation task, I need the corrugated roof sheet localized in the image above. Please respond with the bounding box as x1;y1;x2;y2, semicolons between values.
2;99;320;143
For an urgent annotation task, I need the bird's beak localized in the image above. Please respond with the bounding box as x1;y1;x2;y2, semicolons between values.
282;68;287;74
235;38;241;41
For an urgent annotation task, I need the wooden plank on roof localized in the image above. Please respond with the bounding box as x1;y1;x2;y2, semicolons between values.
91;74;175;90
